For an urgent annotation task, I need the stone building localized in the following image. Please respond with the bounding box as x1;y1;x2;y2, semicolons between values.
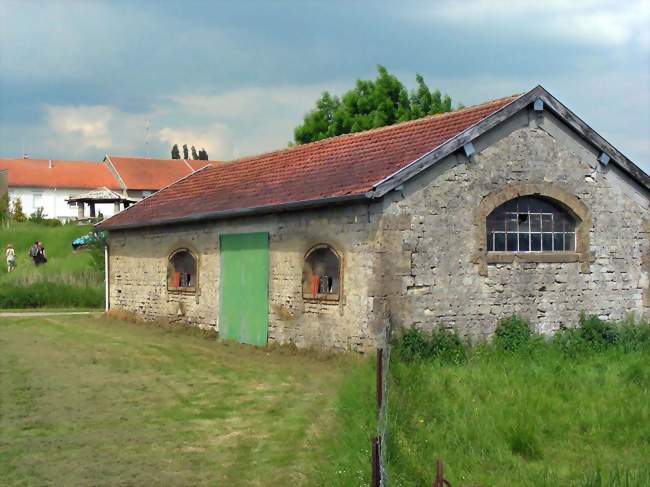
97;86;649;351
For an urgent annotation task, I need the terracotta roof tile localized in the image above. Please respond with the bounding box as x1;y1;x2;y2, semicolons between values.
0;159;121;189
106;156;214;190
100;94;520;228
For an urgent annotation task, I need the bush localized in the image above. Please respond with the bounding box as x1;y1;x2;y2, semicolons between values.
394;326;466;364
394;327;430;361
578;313;618;349
11;197;26;222
494;315;531;352
29;207;46;224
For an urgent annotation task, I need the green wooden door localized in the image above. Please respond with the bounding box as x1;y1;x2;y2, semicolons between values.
219;232;269;346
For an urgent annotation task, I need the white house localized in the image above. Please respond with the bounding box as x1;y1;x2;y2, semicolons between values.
0;156;213;220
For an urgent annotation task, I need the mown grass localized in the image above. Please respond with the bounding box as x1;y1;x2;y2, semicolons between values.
0;222;103;308
0;313;375;486
386;318;650;486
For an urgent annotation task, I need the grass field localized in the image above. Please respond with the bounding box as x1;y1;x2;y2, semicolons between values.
0;313;374;486
386;326;650;486
0;222;103;308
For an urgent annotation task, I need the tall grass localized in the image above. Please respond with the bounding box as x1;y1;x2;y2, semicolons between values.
0;222;103;308
387;317;650;486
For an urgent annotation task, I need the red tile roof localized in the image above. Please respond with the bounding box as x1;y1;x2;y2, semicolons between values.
99;94;520;229
0;159;122;189
106;156;213;190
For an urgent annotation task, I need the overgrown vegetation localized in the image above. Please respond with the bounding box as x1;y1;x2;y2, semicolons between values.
0;313;372;486
0;222;103;308
387;315;650;486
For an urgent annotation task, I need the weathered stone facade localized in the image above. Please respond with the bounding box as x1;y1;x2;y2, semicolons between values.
377;109;649;336
108;202;387;351
107;107;649;350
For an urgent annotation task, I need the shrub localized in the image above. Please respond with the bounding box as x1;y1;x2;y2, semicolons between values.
88;231;108;273
394;327;430;361
29;207;46;224
11;197;26;222
578;313;618;349
393;326;466;364
494;315;531;352
428;328;467;364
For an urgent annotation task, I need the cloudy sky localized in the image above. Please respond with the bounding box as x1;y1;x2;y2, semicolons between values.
1;0;648;172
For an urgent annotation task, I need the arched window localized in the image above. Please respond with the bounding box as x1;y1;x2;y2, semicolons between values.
486;196;577;252
168;248;197;291
303;244;341;301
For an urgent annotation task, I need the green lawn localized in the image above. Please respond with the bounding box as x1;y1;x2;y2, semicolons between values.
386;344;650;486
0;222;103;308
0;314;374;486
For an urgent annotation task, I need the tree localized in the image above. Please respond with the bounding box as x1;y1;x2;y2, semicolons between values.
171;144;180;159
191;146;199;160
11;197;26;222
294;65;455;144
182;144;189;160
198;148;209;160
29;207;46;223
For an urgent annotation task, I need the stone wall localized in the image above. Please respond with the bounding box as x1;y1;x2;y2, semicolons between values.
379;108;650;336
107;202;385;352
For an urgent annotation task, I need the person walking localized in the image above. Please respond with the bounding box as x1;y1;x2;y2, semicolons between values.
29;241;39;264
5;244;16;272
35;241;47;265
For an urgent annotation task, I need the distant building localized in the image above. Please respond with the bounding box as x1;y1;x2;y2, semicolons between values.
0;156;213;220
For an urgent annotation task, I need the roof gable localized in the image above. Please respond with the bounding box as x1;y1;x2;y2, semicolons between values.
105;156;214;191
0;159;121;190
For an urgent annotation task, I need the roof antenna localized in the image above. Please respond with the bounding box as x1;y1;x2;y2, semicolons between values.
144;119;150;157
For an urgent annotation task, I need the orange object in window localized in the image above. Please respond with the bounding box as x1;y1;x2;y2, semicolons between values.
173;271;181;288
310;275;320;296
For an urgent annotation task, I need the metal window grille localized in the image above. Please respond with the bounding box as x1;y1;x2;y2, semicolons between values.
486;196;576;252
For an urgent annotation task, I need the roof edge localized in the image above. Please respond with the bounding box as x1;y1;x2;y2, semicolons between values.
97;193;368;231
369;85;649;196
95;163;214;229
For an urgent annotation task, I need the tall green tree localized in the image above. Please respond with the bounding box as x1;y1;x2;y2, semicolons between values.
182;144;189;160
191;146;199;160
294;65;455;144
198;148;209;160
171;144;180;159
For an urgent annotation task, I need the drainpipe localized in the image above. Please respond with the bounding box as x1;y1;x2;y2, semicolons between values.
104;243;109;313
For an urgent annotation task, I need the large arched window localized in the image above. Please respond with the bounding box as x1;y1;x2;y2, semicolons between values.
302;244;341;302
168;248;198;291
487;196;577;252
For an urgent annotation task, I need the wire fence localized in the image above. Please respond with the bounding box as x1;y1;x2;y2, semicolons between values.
371;325;481;487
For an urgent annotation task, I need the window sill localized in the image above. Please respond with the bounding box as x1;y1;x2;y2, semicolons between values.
168;287;197;294
303;293;340;304
486;251;580;264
